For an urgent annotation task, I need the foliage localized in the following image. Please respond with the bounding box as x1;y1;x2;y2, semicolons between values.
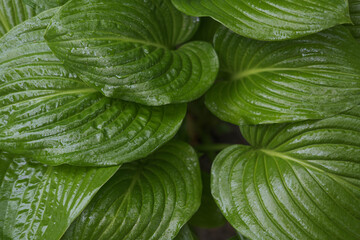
0;0;359;239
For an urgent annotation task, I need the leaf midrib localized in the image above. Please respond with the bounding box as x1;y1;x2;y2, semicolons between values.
260;149;360;192
232;67;360;80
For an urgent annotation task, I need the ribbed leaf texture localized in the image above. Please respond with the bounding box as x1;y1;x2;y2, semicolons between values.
205;26;360;125
171;0;351;41
62;141;202;240
23;0;68;10
44;0;219;106
211;106;360;240
0;9;186;166
0;0;40;37
0;152;119;240
349;0;360;41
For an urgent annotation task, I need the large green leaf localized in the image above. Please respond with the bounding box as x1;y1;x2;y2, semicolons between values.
62;141;202;240
171;0;352;41
44;0;219;106
0;0;41;37
348;0;360;41
0;152;119;240
0;9;186;166
205;26;360;125
211;106;360;240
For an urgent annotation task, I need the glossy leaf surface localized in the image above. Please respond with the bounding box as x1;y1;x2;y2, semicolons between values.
0;9;186;166
62;141;202;240
0;0;40;37
23;0;68;10
45;0;219;106
348;0;360;41
205;26;360;125
0;152;119;240
172;0;351;41
212;106;360;240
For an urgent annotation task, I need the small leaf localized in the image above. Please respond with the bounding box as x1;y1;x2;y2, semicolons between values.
171;0;352;41
174;225;198;240
348;0;360;41
0;152;119;240
45;0;219;106
0;9;186;166
62;141;202;240
0;0;41;37
205;26;360;125
211;106;360;240
189;171;226;228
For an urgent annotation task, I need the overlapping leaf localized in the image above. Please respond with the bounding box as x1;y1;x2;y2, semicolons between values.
205;26;360;125
0;0;41;37
174;225;197;240
0;152;119;240
212;106;360;240
0;9;186;166
348;0;360;41
44;0;219;106
62;141;202;240
172;0;352;41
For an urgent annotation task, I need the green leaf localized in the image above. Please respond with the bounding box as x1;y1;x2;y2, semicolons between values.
191;17;221;43
44;0;219;106
211;106;360;240
189;171;226;228
348;0;360;41
171;0;352;41
0;0;41;37
0;9;186;166
205;26;360;125
0;152;119;240
23;0;68;10
174;225;198;240
62;141;202;240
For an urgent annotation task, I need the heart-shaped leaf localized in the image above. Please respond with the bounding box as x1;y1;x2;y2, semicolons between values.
171;0;352;41
62;141;202;240
0;0;41;37
348;0;360;41
44;0;219;106
211;106;360;240
205;26;360;125
0;152;119;240
0;9;186;166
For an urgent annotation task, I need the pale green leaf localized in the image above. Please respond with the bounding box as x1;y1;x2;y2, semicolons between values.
0;152;119;240
171;0;352;41
205;26;360;125
211;106;360;240
0;0;41;37
23;0;68;10
44;0;219;106
0;9;186;166
62;141;202;240
348;0;360;41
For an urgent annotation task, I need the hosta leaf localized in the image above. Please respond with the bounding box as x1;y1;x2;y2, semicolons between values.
62;141;202;240
205;26;360;125
211;106;360;240
44;0;219;106
171;0;352;41
23;0;68;10
348;0;360;41
0;9;186;166
0;152;119;240
0;0;41;37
